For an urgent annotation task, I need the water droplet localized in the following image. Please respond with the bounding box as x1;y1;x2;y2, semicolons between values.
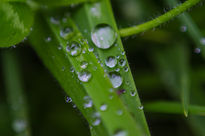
92;119;101;126
66;41;82;56
62;66;65;71
78;70;92;82
113;130;128;136
50;16;60;24
45;36;51;42
121;51;125;55
60;27;72;39
109;94;113;100
65;96;72;103
109;72;123;88
83;96;93;108
88;47;94;52
124;67;128;72
116;109;123;116
80;61;88;69
12;120;27;133
115;68;120;72
138;105;144;110
194;48;201;54
100;104;108;111
200;38;205;45
119;59;126;67
58;46;62;50
130;91;136;96
105;56;117;68
180;25;187;32
70;67;74;73
91;24;117;49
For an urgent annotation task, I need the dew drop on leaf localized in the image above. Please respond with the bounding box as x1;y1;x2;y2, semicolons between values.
116;109;123;116
138;105;144;110
200;37;205;45
60;27;72;39
109;72;123;88
105;56;117;68
66;41;82;56
65;96;72;103
92;119;101;126
113;130;128;136
180;25;187;32
130;91;136;97
100;104;108;111
12;120;27;133
119;59;126;67
80;61;88;69
78;70;92;82
91;24;117;49
194;48;201;54
88;47;94;52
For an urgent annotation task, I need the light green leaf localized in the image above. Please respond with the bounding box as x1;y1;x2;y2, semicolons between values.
0;2;33;47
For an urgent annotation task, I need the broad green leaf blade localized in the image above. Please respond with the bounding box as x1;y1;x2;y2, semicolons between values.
144;101;205;116
0;2;33;47
73;0;150;135
154;44;190;116
165;0;205;58
2;50;31;136
29;13;143;136
33;0;96;7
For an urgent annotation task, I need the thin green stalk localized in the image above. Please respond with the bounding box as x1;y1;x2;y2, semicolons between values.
119;0;201;37
144;101;205;116
2;50;31;136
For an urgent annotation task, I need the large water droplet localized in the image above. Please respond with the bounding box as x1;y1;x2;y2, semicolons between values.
80;61;88;69
78;70;92;82
100;104;108;111
105;56;117;68
91;24;117;49
114;130;128;136
109;72;123;88
66;41;82;56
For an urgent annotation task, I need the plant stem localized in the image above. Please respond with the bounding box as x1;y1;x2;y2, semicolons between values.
2;50;31;136
119;0;201;37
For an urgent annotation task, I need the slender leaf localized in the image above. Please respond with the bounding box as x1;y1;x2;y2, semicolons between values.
0;2;33;47
73;0;150;135
2;50;31;136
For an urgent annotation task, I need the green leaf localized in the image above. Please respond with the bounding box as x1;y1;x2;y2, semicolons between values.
153;44;190;116
29;12;143;135
144;101;205;116
33;0;96;7
1;50;31;136
73;0;150;135
0;2;33;47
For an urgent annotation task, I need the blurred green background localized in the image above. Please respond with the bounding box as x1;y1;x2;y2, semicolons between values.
1;0;205;136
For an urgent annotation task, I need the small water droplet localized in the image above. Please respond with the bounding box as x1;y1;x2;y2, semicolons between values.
194;48;201;54
119;59;126;67
88;47;94;52
115;68;120;72
78;70;92;82
116;109;123;116
80;61;88;69
109;72;123;88
105;56;117;68
45;36;51;42
91;24;117;49
62;66;65;71
138;105;144;110
50;16;60;24
124;67;128;72
130;91;136;96
92;119;101;126
60;27;72;39
113;130;128;136
70;67;75;73
200;38;205;45
121;51;125;55
180;25;187;32
100;104;108;111
12;120;27;133
58;46;62;50
109;94;113;100
66;41;82;56
65;96;72;103
83;96;93;108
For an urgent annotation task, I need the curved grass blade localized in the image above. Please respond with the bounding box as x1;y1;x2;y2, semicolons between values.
73;0;150;135
144;101;205;116
153;44;190;117
0;2;33;47
29;13;143;136
2;50;31;136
